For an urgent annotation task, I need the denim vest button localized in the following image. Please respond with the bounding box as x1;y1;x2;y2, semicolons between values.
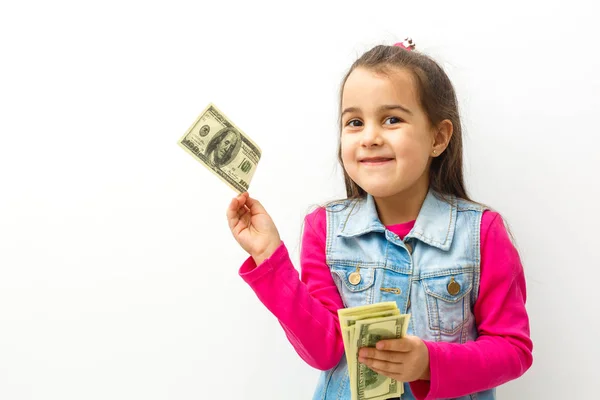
447;277;461;295
348;271;362;285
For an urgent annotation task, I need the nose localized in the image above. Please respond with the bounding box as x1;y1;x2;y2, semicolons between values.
360;123;383;147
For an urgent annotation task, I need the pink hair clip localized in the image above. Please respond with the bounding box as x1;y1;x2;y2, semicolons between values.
394;37;416;51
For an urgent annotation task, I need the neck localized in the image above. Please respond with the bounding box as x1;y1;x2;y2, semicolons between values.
372;177;429;226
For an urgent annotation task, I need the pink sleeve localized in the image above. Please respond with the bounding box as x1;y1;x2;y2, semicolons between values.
238;207;345;370
410;211;533;399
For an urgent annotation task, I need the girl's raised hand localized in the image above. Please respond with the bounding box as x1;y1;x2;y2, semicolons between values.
226;192;281;265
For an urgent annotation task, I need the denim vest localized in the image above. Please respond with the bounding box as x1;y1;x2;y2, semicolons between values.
312;190;495;400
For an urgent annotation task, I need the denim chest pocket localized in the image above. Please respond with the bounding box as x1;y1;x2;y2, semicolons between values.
330;264;376;306
421;270;473;334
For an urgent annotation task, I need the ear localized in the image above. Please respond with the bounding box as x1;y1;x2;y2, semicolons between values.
431;119;453;157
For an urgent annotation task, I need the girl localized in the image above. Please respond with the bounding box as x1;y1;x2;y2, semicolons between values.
226;39;533;400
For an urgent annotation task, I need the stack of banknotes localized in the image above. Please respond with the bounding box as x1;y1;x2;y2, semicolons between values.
338;302;411;400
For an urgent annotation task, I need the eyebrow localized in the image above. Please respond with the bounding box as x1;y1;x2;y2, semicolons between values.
341;104;413;117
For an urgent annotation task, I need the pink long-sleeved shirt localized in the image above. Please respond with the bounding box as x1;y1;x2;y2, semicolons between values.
238;207;533;399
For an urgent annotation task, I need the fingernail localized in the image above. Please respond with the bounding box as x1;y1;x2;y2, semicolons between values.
376;342;384;350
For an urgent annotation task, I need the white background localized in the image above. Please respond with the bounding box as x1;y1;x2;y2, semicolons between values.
1;0;599;399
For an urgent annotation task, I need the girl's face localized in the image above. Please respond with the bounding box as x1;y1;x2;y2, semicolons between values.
340;67;437;199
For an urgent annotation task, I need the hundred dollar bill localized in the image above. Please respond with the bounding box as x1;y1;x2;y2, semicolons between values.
178;103;261;193
354;314;410;400
338;302;400;393
348;310;401;392
338;303;410;400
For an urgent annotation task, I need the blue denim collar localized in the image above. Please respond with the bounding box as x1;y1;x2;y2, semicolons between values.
336;189;457;251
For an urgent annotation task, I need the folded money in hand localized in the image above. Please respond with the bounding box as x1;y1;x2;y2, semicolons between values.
338;302;411;400
178;103;261;193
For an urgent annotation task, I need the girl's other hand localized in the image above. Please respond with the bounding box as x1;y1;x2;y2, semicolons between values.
358;335;431;382
226;192;281;265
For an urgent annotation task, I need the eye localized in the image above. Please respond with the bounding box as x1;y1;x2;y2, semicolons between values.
346;119;363;127
384;116;403;125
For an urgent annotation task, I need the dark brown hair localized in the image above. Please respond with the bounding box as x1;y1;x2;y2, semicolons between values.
337;44;472;203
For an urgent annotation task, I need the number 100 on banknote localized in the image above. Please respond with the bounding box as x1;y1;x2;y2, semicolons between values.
178;103;262;193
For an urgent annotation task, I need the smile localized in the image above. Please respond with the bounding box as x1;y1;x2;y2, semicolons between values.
359;158;394;165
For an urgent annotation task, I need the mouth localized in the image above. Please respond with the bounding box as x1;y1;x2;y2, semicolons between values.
359;157;394;165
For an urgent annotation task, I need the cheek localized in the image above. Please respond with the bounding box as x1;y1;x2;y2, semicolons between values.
394;134;430;160
340;135;361;180
340;135;354;164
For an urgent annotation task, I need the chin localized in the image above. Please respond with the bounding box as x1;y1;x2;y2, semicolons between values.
356;182;404;198
352;172;422;198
